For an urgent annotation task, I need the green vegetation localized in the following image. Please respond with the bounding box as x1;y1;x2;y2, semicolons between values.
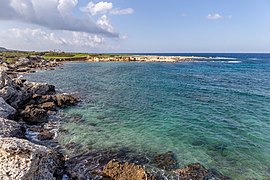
0;49;131;63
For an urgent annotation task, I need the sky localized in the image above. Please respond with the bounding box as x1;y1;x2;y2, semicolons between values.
0;0;270;53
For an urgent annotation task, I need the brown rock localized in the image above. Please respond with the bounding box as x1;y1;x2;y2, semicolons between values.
175;163;230;180
20;105;47;124
54;94;78;107
39;101;57;111
38;130;55;141
153;151;178;170
103;159;156;180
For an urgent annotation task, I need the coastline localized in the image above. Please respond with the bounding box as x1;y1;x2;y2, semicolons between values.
0;55;230;179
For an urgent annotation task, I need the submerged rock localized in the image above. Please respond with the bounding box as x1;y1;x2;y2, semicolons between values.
175;163;230;180
37;130;55;141
0;137;64;180
54;94;78;107
0;117;24;138
103;159;156;180
153;151;178;170
0;97;17;119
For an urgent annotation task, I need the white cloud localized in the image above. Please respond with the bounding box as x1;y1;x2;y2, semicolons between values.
0;0;118;37
83;1;113;15
97;15;114;33
110;8;134;15
82;1;134;16
206;13;223;20
0;28;105;51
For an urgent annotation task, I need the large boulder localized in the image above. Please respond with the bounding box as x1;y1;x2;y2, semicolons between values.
0;137;64;180
0;118;24;138
0;70;15;89
103;159;156;180
54;94;78;107
20;105;48;124
0;97;17;119
175;163;230;180
24;81;55;95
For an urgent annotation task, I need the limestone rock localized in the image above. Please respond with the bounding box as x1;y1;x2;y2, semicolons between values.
103;159;156;180
153;151;178;170
54;94;78;107
0;97;17;119
0;70;14;89
175;163;230;180
24;81;55;95
20;105;48;124
0;118;24;138
0;137;64;180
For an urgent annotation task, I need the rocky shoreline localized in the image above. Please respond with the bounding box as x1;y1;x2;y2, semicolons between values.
0;56;230;179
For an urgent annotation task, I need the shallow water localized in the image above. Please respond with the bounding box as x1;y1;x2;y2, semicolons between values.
25;54;270;179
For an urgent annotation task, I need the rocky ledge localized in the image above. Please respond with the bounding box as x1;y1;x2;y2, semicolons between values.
0;67;78;180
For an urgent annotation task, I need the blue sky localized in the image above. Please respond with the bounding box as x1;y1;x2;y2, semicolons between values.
0;0;270;53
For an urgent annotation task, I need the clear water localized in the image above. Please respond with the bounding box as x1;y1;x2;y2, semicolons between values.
25;54;270;179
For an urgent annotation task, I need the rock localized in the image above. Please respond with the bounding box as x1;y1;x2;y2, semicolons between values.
38;130;55;141
54;94;78;107
0;70;15;89
0;118;24;138
0;97;17;119
24;81;55;95
39;102;57;111
20;105;48;124
175;163;230;180
0;137;64;180
103;159;156;180
0;86;17;101
153;151;178;170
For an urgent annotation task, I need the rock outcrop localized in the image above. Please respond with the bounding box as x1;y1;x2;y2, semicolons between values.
0;118;24;138
175;163;230;180
103;159;156;180
0;137;64;180
0;97;17;119
153;151;178;171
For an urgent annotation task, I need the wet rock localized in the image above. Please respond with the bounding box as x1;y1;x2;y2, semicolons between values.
0;137;64;180
103;159;156;180
37;130;55;141
54;94;78;107
0;117;24;138
65;149;151;180
0;97;17;119
20;104;48;124
175;163;230;180
153;151;178;170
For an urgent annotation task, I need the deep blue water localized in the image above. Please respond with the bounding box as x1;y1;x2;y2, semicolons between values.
25;54;270;179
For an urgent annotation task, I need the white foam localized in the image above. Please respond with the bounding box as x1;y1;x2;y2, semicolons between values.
228;61;242;63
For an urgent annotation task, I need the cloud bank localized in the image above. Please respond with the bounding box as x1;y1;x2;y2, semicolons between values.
0;0;133;38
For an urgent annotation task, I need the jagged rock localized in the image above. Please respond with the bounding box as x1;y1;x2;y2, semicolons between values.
0;70;15;89
0;118;24;138
0;137;64;180
54;94;78;107
103;159;156;180
153;151;178;170
0;97;17;119
39;102;57;111
24;81;55;95
175;163;230;180
20;105;48;124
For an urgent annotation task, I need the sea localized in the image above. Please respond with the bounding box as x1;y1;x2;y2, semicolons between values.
25;53;270;179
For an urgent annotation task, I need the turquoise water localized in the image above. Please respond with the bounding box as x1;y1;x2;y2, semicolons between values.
25;54;270;179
